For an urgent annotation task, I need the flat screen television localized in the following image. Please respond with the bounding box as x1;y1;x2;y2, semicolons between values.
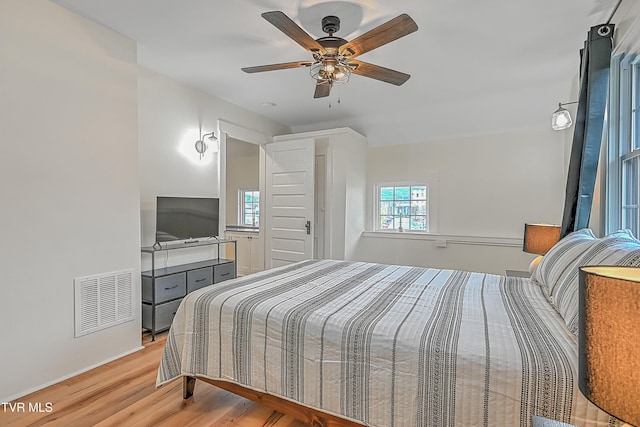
155;196;219;243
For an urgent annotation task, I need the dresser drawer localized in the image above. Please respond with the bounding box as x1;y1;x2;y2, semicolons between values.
142;272;186;303
187;267;213;293
142;299;182;332
213;262;235;283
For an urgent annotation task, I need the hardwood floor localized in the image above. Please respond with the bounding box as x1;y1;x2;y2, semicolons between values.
0;332;309;427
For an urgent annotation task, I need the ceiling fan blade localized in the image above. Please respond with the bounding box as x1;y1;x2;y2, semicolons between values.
314;82;331;98
350;60;410;86
242;61;311;73
340;14;418;58
262;11;325;53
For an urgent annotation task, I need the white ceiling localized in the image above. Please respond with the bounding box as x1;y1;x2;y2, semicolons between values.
50;0;614;147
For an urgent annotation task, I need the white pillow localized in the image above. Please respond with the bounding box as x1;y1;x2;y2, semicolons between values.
530;228;597;298
557;229;640;334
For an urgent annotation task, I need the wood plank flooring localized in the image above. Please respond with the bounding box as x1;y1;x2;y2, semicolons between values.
0;332;309;427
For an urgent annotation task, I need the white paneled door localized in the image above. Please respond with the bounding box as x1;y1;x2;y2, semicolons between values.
265;138;315;268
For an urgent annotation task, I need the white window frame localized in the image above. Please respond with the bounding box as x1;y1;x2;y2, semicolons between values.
239;188;260;227
373;175;438;233
606;53;640;237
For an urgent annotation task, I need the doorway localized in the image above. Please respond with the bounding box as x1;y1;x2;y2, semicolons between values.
218;120;270;273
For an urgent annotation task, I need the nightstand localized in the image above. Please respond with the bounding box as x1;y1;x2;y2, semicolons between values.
531;415;578;427
506;269;531;278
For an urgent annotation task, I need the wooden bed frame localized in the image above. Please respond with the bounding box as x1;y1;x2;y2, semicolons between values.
183;376;365;427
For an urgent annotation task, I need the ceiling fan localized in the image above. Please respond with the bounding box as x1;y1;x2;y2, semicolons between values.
242;11;418;99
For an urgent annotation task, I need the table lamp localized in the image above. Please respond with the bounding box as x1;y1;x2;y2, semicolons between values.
523;223;561;272
579;266;640;426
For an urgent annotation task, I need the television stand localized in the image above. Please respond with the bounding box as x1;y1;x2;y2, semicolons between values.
141;239;237;341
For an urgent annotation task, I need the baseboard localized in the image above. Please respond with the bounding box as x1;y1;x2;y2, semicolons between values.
1;345;145;403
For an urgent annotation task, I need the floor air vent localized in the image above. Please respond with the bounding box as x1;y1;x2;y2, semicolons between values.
74;269;135;337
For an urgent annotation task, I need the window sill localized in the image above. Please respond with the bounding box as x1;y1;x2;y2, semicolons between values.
362;231;522;247
226;225;259;232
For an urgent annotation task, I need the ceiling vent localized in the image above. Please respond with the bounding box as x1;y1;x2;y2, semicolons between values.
74;269;135;337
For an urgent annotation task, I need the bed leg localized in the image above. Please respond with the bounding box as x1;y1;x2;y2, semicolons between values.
183;376;196;400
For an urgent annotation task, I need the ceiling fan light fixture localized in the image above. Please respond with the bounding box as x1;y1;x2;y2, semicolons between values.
323;59;336;73
310;57;351;85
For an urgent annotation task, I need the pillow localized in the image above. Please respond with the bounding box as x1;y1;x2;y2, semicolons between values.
530;228;597;296
557;229;640;334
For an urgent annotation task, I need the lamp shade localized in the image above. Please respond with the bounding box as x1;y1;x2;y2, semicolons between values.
523;224;561;255
579;266;640;426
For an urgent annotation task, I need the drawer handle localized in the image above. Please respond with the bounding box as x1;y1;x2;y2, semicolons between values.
164;284;178;290
195;278;207;283
221;272;230;277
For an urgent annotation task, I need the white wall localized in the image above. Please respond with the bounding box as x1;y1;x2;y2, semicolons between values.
354;129;567;274
138;67;289;267
328;131;368;260
0;0;141;402
612;0;640;54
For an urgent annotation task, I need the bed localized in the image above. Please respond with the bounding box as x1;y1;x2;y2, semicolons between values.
157;229;640;427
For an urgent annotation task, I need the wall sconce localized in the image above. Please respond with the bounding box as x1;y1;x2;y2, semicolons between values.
195;131;218;159
579;266;640;426
551;101;578;130
523;223;561;272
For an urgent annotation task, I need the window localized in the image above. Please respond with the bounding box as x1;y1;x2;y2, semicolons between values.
607;54;640;237
376;184;429;232
240;189;259;227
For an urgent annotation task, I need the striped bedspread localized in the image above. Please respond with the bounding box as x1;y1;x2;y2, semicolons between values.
157;260;616;427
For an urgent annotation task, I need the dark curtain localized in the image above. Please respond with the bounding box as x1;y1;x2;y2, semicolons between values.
560;24;615;239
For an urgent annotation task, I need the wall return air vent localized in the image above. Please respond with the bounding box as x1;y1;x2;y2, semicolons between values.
74;269;135;337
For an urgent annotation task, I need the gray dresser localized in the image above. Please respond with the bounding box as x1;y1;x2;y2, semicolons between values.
141;240;237;340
